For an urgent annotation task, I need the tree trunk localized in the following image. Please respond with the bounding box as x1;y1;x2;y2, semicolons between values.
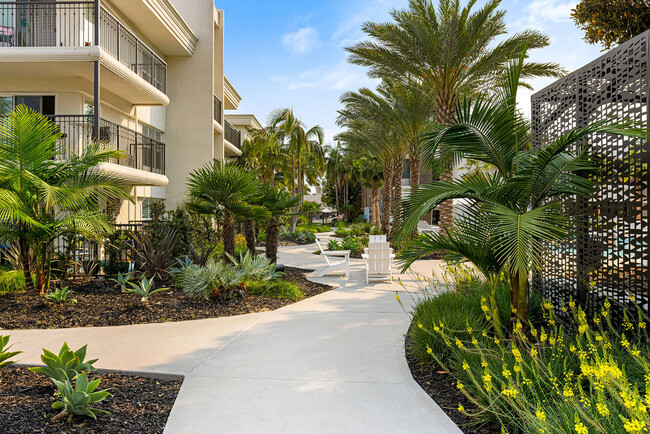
223;210;236;260
19;237;35;295
391;157;403;232
436;101;455;230
381;162;393;234
265;217;280;264
410;146;421;193
371;184;380;229
508;271;530;325
243;220;256;254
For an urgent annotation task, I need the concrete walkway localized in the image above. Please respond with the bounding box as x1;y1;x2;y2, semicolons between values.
5;239;460;433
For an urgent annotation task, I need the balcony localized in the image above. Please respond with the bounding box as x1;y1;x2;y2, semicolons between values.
224;119;241;150
50;115;165;176
0;1;167;95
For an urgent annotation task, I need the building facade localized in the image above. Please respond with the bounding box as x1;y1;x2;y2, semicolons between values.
0;0;251;223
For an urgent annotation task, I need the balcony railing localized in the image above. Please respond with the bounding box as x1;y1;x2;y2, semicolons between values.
213;95;222;124
224;119;241;150
0;2;166;93
49;115;165;175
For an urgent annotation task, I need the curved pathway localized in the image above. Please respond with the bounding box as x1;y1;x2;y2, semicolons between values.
6;239;460;433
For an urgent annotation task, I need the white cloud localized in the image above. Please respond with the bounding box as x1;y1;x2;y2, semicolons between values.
282;27;321;55
285;60;377;92
510;0;577;30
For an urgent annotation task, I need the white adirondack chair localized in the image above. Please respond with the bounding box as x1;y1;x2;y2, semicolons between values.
368;235;387;244
361;242;394;283
417;220;440;235
315;238;350;277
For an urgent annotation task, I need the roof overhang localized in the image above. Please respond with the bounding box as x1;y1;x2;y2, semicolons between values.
224;77;242;110
224;114;263;131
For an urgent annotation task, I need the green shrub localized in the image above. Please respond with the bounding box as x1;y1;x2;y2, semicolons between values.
246;280;303;300
29;343;97;382
52;372;110;422
296;224;329;233
0;335;22;368
281;230;316;243
340;235;368;255
334;228;351;237
109;272;134;293
327;239;342;250
45;287;77;304
0;269;26;294
257;231;266;243
350;222;371;236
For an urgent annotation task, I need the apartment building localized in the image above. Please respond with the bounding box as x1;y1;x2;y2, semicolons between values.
0;0;249;223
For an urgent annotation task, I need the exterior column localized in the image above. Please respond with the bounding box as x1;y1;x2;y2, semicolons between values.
92;0;100;141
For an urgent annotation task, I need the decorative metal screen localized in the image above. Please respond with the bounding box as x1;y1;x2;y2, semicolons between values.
531;31;649;318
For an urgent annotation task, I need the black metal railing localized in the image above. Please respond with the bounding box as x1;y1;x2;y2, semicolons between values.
48;114;165;175
224;119;241;149
0;2;166;93
213;94;222;124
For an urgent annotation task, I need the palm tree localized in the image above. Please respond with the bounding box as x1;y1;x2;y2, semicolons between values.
355;156;383;228
347;0;565;228
0;106;132;294
260;186;301;264
397;50;646;324
325;144;345;217
240;127;284;184
269;108;324;231
187;163;269;259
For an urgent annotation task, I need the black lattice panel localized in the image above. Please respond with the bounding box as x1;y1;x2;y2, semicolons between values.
532;31;649;320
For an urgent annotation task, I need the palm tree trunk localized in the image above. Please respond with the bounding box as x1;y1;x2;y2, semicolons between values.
436;103;455;229
371;184;380;229
243;220;256;254
19;237;35;294
508;271;529;325
223;210;236;260
381;162;393;233
391;157;403;231
265;217;280;264
410;146;421;193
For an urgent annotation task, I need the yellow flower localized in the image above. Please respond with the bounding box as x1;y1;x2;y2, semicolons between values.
623;418;645;433
596;402;609;416
536;408;546;422
575;420;588;434
455;338;464;349
418;323;423;329
457;381;464;390
502;386;518;397
481;359;488;368
540;331;548;343
563;387;575;397
462;361;470;371
457;404;465;413
426;346;433;356
543;302;553;310
471;337;478;345
466;326;473;333
395;294;401;302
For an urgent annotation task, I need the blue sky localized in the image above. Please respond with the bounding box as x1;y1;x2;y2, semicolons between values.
217;0;605;143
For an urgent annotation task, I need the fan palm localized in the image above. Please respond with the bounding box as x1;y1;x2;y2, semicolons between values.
187;163;270;258
347;0;565;228
0;106;132;294
397;49;646;324
259;186;301;264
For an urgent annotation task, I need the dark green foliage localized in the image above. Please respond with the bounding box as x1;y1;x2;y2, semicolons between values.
572;0;650;49
29;343;97;382
0;335;22;368
129;229;178;280
281;230;316;243
45;287;77;304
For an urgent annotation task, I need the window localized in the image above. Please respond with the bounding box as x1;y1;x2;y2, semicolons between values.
1;95;55;115
141;198;162;220
140;124;164;173
141;124;163;141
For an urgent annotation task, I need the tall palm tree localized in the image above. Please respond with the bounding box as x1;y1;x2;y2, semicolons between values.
355;156;383;228
0;106;132;294
269;108;324;231
187;163;269;259
337;86;406;233
240;127;284;184
347;0;564;228
397;50;645;324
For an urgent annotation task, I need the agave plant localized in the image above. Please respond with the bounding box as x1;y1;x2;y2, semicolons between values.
45;286;77;305
51;372;110;422
0;335;22;368
227;251;280;282
124;276;169;303
29;343;97;382
108;271;134;293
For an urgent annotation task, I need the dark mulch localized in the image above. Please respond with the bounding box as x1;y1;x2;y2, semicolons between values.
0;267;332;330
405;335;500;434
0;367;181;433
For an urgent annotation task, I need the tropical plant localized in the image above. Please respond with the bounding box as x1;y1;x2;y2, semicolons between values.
125;276;169;303
347;0;564;228
129;229;178;280
398;49;646;324
259;185;301;264
300;201;322;226
109;271;134;293
0;268;28;294
0;106;132;294
269;108;324;231
187;162;269;258
327;239;342;251
240;127;284;184
0;335;22;368
572;0;650;50
29;343;97;382
45;286;77;304
281;229;316;244
187;240;218;267
51;372;110;422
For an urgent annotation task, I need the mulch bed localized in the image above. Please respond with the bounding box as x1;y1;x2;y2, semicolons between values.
0;367;181;433
0;267;332;330
405;335;500;434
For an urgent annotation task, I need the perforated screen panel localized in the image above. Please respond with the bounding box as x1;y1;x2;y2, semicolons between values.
531;31;649;318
